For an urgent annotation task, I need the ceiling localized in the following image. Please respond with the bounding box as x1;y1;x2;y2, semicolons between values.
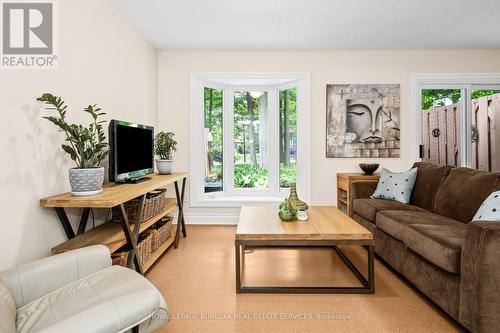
112;0;500;50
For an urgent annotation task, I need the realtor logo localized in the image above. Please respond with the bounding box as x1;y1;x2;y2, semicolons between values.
1;1;57;68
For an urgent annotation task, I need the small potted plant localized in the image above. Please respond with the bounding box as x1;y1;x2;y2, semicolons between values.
155;131;177;175
37;93;108;196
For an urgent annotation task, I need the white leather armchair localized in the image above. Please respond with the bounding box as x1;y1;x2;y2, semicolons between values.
0;245;168;333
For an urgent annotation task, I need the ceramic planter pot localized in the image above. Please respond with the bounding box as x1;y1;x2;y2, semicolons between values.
156;159;173;175
68;167;104;196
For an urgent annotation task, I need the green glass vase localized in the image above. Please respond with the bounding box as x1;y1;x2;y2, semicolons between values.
278;199;297;221
288;183;308;210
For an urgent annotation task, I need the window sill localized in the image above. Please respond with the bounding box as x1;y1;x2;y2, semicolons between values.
190;194;286;208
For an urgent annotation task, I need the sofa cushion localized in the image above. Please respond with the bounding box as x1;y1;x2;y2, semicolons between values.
433;167;500;223
377;210;466;274
411;162;453;211
473;190;500;221
371;168;417;204
16;265;168;333
376;210;457;240
353;198;426;223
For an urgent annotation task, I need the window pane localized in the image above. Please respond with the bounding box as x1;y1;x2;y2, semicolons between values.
470;89;500;171
204;87;223;193
420;89;462;167
279;88;297;188
233;91;268;188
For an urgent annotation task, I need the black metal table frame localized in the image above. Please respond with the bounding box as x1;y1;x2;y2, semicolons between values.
53;177;187;276
235;239;374;294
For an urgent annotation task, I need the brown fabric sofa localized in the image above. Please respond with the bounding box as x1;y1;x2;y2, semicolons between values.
351;162;500;333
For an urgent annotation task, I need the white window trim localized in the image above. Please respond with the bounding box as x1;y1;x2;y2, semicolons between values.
411;73;500;166
189;72;311;207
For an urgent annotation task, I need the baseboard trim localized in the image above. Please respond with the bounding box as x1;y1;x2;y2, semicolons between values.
172;213;239;225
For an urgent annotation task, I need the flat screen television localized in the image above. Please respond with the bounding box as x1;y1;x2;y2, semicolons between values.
109;120;154;183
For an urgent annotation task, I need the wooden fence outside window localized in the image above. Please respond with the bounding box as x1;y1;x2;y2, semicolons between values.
421;93;500;171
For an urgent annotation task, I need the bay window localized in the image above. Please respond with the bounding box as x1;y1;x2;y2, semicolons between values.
190;73;310;207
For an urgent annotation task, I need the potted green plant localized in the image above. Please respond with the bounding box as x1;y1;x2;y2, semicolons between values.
154;131;177;175
37;93;108;196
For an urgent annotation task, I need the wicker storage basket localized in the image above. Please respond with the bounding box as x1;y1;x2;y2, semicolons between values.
136;232;153;264
111;251;128;267
151;217;172;251
147;229;159;252
113;189;166;223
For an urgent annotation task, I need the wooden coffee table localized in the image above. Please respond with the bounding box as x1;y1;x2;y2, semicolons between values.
235;205;374;294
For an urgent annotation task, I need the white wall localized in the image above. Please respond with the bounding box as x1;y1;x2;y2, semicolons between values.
0;0;158;270
158;50;500;217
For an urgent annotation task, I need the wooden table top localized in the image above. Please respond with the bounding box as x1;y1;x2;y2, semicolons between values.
40;172;188;208
337;173;380;180
236;205;373;242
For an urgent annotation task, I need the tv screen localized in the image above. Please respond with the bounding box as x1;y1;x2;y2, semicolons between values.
109;120;154;182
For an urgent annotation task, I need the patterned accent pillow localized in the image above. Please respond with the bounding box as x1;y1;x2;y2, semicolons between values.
371;168;418;204
473;190;500;221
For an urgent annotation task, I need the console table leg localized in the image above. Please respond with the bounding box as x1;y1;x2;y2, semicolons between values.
54;207;76;239
131;194;146;271
180;178;187;237
77;208;91;235
174;178;187;248
119;201;144;275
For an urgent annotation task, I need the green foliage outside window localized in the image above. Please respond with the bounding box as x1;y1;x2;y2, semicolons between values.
421;89;500;110
210;163;296;188
203;87;298;189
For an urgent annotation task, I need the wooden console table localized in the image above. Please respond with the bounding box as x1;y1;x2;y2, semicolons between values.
337;173;379;217
40;173;188;275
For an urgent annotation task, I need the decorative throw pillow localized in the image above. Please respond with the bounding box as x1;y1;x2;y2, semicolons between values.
371;168;418;204
473;190;500;221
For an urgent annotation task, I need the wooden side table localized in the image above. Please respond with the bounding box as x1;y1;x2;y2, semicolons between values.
337;173;380;216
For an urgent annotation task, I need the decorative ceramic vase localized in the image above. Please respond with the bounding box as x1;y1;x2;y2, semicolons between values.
288;183;308;210
278;199;297;221
68;167;104;196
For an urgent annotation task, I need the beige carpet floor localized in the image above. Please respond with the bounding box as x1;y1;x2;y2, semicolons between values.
146;225;464;333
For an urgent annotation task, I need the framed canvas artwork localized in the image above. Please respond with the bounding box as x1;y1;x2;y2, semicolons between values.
326;84;400;158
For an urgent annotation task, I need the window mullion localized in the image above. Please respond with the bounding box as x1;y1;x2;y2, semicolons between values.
223;89;235;194
267;89;280;195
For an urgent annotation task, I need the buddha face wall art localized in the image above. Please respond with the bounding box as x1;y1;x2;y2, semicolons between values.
326;84;400;158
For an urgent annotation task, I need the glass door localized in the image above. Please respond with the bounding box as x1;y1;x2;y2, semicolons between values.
469;87;500;171
420;89;464;167
419;86;500;171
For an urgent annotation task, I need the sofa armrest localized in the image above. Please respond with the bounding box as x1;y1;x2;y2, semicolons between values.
350;181;378;201
0;245;111;309
460;221;500;333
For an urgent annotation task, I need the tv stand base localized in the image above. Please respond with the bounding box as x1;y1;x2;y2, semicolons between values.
117;176;151;184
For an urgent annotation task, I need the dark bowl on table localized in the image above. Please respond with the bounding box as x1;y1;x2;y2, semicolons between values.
359;163;379;175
